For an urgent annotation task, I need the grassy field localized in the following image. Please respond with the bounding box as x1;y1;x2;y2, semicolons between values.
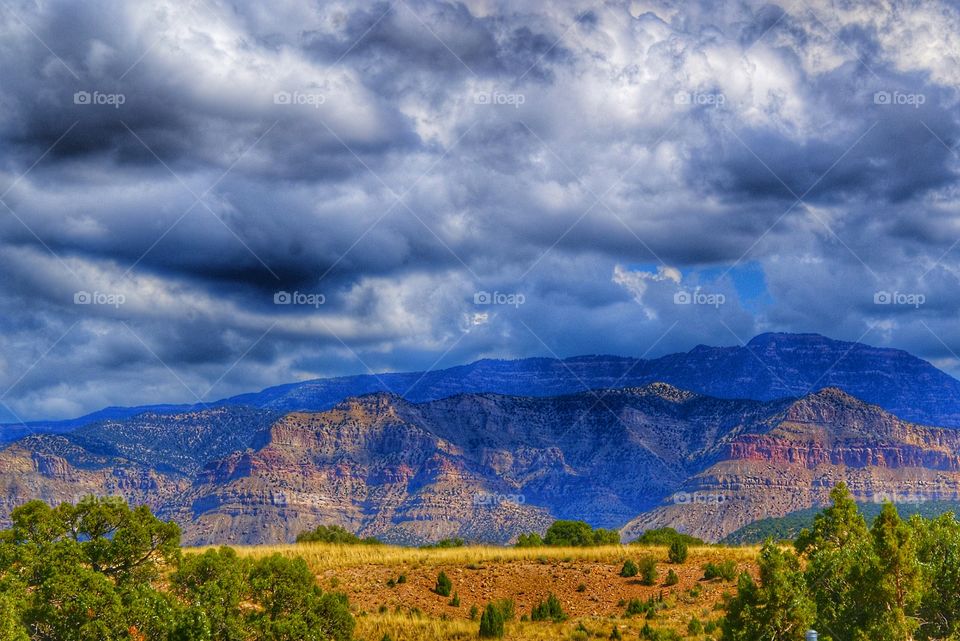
204;543;760;640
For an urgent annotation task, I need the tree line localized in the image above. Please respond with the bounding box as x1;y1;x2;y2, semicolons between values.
724;482;960;641
0;497;353;641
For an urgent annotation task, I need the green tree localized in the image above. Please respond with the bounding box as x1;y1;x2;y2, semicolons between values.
912;512;960;640
858;503;921;641
668;540;688;564
531;593;566;622
479;603;505;638
247;554;354;641
295;524;378;545
434;571;453;597
543;520;618;546
172;546;250;641
638;555;658;586
515;533;544;547
795;483;872;640
722;540;814;641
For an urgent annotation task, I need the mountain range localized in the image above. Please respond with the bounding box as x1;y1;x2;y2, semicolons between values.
3;332;960;544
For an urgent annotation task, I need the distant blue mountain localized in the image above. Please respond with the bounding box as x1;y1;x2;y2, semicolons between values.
5;332;960;442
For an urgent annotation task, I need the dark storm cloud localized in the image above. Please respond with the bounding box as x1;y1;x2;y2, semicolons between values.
0;0;959;421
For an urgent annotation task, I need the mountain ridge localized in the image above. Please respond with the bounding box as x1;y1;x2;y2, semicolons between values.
5;332;960;441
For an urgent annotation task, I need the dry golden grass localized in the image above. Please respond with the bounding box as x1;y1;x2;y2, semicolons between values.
203;542;759;572
188;543;760;640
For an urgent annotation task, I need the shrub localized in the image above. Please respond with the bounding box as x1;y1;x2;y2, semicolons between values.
479;603;505;638
639;555;658;586
543;520;619;547
702;560;737;582
421;538;465;549
449;592;460;607
610;627;623;640
576;583;587;592
469;605;479;620
620;560;639;578
625;599;648;617
631;528;704;547
515;533;544;547
664;569;679;586
531;593;566;622
491;598;516;621
434;571;453;597
668;540;688;564
396;574;407;584
296;524;379;545
688;616;703;635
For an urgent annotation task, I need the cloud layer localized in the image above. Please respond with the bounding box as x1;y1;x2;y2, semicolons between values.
1;0;959;420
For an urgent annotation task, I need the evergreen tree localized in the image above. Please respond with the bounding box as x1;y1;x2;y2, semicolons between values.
723;540;814;641
795;483;872;639
479;603;505;638
859;503;921;641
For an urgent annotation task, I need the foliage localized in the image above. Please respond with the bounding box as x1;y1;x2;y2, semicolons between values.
295;524;379;545
514;533;544;548
420;538;466;549
702;560;737;582
723;483;946;641
632;527;704;547
620;559;638;577
722;541;814;641
638;555;658;586
723;497;960;545
434;571;453;597
668;539;688;564
478;603;505;638
530;593;567;622
664;569;679;586
542;521;619;547
0;496;355;641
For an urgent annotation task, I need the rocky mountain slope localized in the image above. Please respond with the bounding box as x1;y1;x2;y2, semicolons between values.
0;385;781;544
7;333;960;443
4;381;960;544
621;388;960;541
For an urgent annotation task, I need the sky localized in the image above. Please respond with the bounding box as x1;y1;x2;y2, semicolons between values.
0;0;959;421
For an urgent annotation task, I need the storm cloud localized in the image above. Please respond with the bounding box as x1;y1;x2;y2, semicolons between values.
0;0;959;421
